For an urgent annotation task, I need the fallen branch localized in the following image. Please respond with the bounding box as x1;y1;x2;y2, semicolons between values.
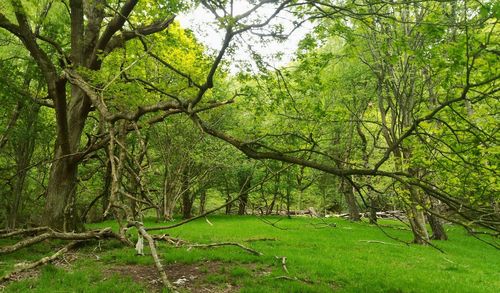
257;217;288;230
0;241;80;283
0;227;49;239
151;234;187;246
359;240;402;246
275;256;288;274
244;237;277;242
0;228;117;255
187;242;263;256
131;222;175;291
273;275;313;284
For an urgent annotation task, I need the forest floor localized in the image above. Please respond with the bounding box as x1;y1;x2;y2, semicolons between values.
1;216;499;292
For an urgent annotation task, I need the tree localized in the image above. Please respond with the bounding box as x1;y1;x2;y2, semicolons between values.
192;0;499;243
0;0;295;230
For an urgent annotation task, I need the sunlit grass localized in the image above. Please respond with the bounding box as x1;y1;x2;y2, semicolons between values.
2;216;499;292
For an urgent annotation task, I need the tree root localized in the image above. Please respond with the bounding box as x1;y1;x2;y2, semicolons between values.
0;241;81;283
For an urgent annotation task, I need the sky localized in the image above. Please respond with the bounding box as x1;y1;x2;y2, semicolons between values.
177;2;314;73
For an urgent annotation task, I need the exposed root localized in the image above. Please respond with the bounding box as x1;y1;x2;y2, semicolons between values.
186;242;263;256
0;241;81;283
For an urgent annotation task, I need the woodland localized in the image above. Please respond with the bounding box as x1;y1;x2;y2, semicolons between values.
0;0;498;292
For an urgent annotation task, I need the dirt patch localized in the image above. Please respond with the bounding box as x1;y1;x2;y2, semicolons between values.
103;261;250;292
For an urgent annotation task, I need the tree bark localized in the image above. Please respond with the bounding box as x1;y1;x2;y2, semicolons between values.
43;95;89;232
237;171;252;215
182;190;193;219
427;198;448;240
368;197;378;224
199;190;207;215
341;177;361;221
427;213;448;240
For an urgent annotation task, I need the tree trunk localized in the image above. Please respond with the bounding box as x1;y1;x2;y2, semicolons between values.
408;206;429;244
44;156;80;231
182;192;193;219
341;177;361;221
405;166;430;244
225;194;233;215
285;185;291;219
368;197;378;224
163;195;176;221
238;194;248;215
199;190;206;215
237;172;252;215
427;213;448;240
427;199;448;240
101;159;112;220
43;89;90;232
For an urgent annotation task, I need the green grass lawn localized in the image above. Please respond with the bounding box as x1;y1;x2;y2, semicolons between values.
1;216;499;292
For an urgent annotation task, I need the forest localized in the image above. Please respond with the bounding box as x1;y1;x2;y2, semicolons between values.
0;0;498;292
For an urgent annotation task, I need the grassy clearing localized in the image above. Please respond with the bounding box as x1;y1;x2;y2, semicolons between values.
1;216;499;292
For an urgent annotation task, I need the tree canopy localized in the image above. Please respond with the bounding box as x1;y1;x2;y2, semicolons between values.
0;0;498;255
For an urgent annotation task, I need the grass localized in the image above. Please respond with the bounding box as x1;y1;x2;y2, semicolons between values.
1;216;499;292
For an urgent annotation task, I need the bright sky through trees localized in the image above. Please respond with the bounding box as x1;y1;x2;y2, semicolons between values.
178;2;313;72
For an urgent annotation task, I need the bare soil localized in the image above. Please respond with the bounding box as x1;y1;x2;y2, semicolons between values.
103;261;250;292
